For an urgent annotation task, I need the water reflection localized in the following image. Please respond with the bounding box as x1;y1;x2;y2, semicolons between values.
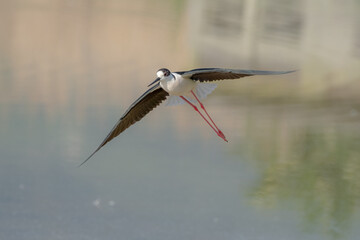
231;102;360;238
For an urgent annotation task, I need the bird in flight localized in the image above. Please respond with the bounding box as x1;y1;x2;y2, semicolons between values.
80;68;293;166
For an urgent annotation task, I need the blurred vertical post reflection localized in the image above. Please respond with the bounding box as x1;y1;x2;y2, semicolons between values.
189;0;360;99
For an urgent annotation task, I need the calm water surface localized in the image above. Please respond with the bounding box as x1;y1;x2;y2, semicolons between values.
2;100;360;240
1;1;360;240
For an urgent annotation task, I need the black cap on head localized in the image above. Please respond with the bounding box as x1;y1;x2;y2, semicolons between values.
157;68;170;77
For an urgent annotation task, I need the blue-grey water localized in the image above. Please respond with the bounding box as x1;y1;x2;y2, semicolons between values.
1;1;360;240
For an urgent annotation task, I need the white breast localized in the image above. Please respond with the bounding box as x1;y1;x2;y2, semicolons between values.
160;73;196;96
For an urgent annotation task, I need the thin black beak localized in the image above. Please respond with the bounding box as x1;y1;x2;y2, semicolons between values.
148;77;160;87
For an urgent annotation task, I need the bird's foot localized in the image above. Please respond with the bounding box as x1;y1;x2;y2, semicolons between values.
217;130;228;142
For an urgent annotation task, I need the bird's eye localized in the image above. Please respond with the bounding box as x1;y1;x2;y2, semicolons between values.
164;71;169;76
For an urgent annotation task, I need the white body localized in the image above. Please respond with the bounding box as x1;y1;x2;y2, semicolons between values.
158;71;217;106
160;73;196;96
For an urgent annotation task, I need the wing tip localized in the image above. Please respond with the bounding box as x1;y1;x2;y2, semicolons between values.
78;148;101;167
253;69;297;75
282;70;297;74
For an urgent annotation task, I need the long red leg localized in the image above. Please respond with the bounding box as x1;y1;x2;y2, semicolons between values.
180;96;218;134
180;96;227;142
190;91;227;142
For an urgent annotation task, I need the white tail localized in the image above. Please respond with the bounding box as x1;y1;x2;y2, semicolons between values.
194;83;217;99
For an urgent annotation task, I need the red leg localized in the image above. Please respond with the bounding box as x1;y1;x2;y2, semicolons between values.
180;96;218;134
180;96;228;142
190;91;227;142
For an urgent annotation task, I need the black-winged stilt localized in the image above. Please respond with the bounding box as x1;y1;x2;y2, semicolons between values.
80;68;294;166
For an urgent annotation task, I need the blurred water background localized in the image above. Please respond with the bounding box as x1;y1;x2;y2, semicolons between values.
1;0;360;239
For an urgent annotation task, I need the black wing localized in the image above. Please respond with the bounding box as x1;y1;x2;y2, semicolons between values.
176;68;295;82
80;83;169;166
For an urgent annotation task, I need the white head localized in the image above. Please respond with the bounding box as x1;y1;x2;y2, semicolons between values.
156;68;171;79
148;68;172;87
